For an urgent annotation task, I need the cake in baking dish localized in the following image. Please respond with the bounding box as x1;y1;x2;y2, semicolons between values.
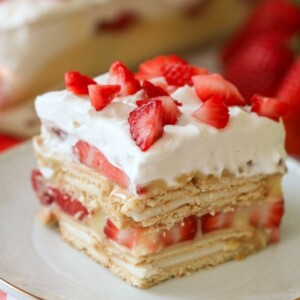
31;55;287;288
0;0;253;137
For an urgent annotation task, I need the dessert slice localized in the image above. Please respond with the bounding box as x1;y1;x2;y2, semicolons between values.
31;56;287;288
0;0;254;137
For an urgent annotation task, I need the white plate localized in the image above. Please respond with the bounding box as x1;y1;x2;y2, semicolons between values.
1;142;300;300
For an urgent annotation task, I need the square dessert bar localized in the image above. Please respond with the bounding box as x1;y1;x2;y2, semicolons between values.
31;55;287;288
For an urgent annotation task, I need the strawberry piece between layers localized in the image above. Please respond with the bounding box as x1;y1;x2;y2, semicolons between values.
136;96;181;125
73;140;129;189
202;211;235;234
88;84;121;111
250;94;288;122
65;71;96;95
108;61;141;96
192;96;230;129
192;73;245;106
128;100;165;151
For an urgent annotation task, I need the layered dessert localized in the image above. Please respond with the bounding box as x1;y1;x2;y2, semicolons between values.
0;0;253;137
31;55;287;288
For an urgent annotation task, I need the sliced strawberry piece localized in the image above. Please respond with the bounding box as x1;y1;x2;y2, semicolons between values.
142;80;169;98
136;96;181;125
73;140;129;188
251;94;288;122
128;100;164;151
51;188;88;220
88;84;121;111
31;170;54;206
250;199;284;228
104;219;119;241
108;61;141;95
136;55;188;80
179;215;199;242
202;211;235;234
192;74;245;106
192;96;230;129
65;71;96;95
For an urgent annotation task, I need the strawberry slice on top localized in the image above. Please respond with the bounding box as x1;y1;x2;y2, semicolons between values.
250;94;288;122
192;96;230;129
128;100;164;151
192;74;245;106
108;61;141;96
65;71;96;95
88;84;121;111
136;96;181;125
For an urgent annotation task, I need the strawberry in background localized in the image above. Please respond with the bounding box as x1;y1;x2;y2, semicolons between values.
221;0;300;156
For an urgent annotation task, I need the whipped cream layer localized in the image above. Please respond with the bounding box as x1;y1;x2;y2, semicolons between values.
35;74;286;191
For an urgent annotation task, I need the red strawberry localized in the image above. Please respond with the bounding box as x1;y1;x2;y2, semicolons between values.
135;55;188;80
88;84;121;111
73;140;129;188
192;96;230;129
108;61;141;95
104;219;119;240
142;80;169;97
276;58;300;155
202;211;234;234
65;71;96;95
161;63;208;87
128;100;164;151
51;188;88;220
136;96;181;125
221;0;300;64
250;199;284;228
251;94;288;122
31;170;54;206
192;74;245;106
223;35;294;102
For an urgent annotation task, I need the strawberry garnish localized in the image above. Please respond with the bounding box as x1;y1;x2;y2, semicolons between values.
250;199;284;228
276;58;300;155
251;94;288;122
128;100;164;151
202;211;234;234
73;140;129;188
136;55;188;80
142;80;169;97
88;84;121;111
65;71;96;95
108;61;141;96
192;96;230;129
136;96;181;125
31;170;54;206
192;74;245;106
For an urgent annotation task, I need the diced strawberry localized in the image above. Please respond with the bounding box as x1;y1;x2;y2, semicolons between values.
192;96;230;129
192;74;245;106
104;219;119;241
108;61;141;95
202;211;235;234
136;96;181;125
88;84;121;111
250;199;284;228
251;94;288;122
65;71;96;95
128;100;164;151
73;140;129;188
50;188;88;220
142;80;169;98
31;170;54;206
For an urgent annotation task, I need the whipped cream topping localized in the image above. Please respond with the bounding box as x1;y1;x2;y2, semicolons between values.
35;74;286;192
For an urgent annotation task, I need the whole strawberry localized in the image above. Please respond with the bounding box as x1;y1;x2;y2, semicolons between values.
222;0;300;64
276;57;300;155
223;35;294;102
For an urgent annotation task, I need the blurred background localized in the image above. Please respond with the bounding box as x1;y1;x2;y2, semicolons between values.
0;0;299;156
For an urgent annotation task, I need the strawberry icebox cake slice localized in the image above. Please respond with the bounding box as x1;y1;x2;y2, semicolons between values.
31;55;287;288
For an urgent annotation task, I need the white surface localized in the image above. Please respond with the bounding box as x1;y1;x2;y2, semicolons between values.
36;79;286;192
0;142;300;300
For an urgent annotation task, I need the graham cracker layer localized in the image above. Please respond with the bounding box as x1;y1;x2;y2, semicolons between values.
33;137;277;230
